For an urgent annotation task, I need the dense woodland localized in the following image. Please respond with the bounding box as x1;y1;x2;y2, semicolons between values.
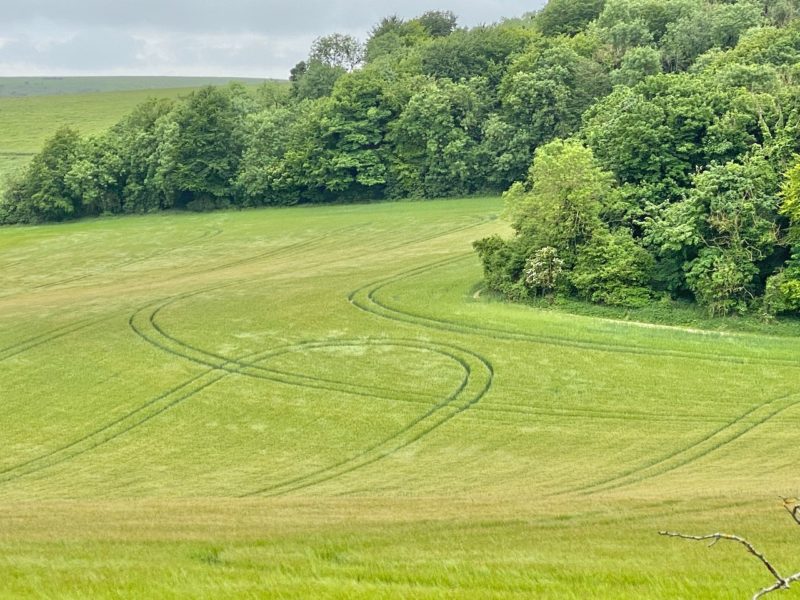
5;0;800;315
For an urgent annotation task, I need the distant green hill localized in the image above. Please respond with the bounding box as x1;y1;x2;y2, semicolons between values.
0;76;276;97
0;79;286;183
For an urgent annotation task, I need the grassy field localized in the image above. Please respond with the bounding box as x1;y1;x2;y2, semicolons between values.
2;197;800;598
0;78;283;184
0;77;270;97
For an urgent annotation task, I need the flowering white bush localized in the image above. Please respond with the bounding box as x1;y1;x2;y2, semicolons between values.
524;246;564;296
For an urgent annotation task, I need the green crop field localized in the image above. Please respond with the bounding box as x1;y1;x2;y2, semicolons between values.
0;78;283;184
1;197;800;598
0;77;270;98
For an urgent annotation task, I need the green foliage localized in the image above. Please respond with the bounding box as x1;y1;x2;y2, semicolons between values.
505;139;611;263
661;0;763;71
596;0;698;45
535;0;606;36
415;10;458;38
481;138;655;308
473;234;532;299
584;86;675;190
313;68;396;199
364;16;429;63
764;258;800;312
154;86;245;209
765;157;800;313
583;73;770;197
309;33;365;71
523;246;564;297
478;140;634;303
764;0;800;26
649;156;782;312
780;156;800;242
291;60;346;100
0;172;32;224
610;46;662;87
713;20;800;67
112;98;176;213
419;25;533;88
0;127;82;223
685;246;761;315
63;135;125;215
253;81;291;109
389;79;489;197
491;43;610;186
236;105;310;206
571;229;655;306
290;33;364;101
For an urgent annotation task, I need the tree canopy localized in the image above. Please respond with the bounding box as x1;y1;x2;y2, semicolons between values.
5;1;800;316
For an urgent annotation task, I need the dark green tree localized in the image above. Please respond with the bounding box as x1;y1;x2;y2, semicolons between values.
310;68;396;199
490;43;609;187
236;103;317;206
415;10;458;38
63;134;125;216
419;24;533;88
610;46;662;87
291;60;346;100
364;16;428;63
535;0;606;36
648;156;782;312
0;127;82;223
571;229;655;306
389;78;489;197
154;86;245;210
766;155;800;313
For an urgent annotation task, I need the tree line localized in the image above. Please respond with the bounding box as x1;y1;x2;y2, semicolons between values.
472;0;800;317
3;1;800;315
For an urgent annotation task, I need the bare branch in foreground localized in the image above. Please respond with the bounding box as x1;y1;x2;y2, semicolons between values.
781;497;800;527
659;531;783;584
659;530;800;599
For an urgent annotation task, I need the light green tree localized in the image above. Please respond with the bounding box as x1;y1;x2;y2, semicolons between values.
504;138;612;265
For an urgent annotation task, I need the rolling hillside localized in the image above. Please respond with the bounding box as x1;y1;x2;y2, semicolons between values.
1;198;799;598
0;77;284;183
0;76;270;97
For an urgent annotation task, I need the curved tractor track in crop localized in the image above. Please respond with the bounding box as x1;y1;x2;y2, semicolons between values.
347;255;800;496
3;208;797;498
0;217;497;495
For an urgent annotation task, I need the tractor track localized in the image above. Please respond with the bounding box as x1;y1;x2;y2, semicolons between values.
0;370;228;484
0;317;111;363
239;338;493;497
6;211;798;496
140;296;447;404
347;253;800;495
28;227;223;291
563;390;800;496
0;217;500;490
349;254;800;369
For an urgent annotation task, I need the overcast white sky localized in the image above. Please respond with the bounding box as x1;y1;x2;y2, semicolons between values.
0;1;547;79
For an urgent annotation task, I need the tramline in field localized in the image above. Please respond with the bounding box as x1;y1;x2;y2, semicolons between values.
2;198;800;598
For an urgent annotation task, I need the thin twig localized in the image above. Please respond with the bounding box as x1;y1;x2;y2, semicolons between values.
754;572;800;600
659;531;785;584
660;530;800;598
660;499;800;598
781;498;800;527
